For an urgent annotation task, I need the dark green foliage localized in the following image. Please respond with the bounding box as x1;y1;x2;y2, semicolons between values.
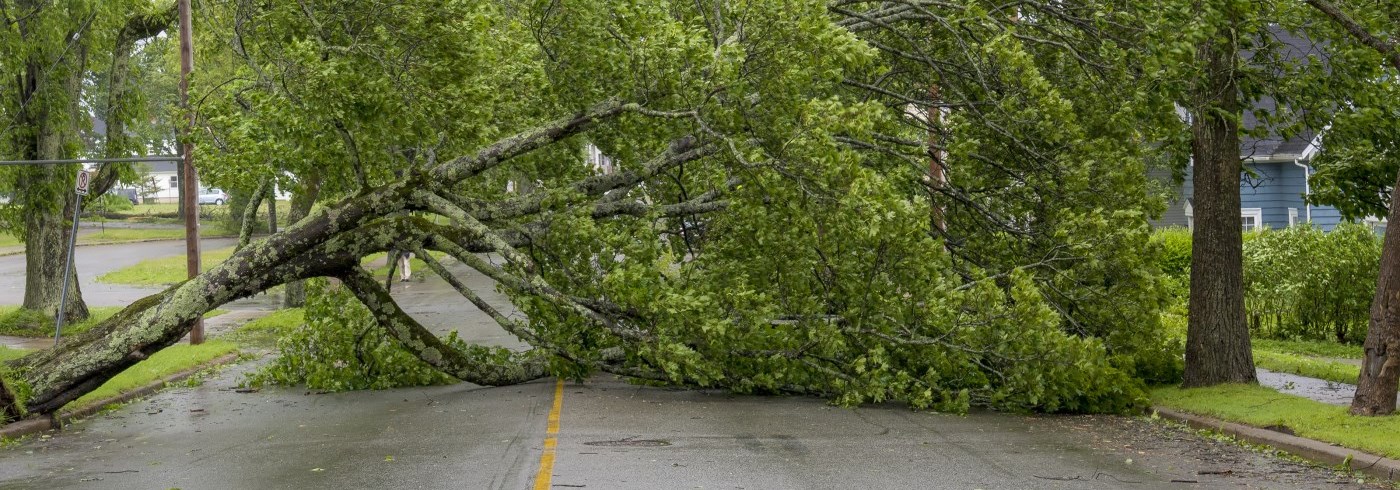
90;193;135;212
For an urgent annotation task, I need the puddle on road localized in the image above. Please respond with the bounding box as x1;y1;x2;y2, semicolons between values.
1256;368;1400;407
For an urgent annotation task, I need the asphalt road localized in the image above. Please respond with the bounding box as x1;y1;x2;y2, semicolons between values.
0;237;237;307
0;241;1388;489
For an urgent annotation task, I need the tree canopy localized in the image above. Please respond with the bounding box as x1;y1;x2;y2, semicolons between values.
4;0;1398;420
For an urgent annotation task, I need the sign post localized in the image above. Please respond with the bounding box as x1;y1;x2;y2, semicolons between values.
54;169;90;341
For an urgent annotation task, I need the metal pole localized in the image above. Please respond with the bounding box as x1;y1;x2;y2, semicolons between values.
0;156;183;166
179;0;203;344
54;193;83;342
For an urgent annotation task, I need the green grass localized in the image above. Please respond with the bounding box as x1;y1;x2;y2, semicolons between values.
0;345;30;362
1;226;238;253
0;307;226;338
0;306;123;337
63;340;238;412
1254;339;1364;359
1153;384;1400;459
220;308;304;348
124;203;180;215
97;246;237;285
1253;350;1361;385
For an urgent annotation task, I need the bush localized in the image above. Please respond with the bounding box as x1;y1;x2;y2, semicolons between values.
91;193;134;212
1242;223;1379;343
245;279;462;391
1152;227;1192;299
1154;223;1379;343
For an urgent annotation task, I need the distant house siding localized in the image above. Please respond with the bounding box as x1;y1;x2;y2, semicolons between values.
1156;161;1347;232
1147;168;1189;228
1240;162;1305;229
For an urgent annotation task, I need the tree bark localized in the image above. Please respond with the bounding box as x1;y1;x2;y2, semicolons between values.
1300;0;1400;418
1351;169;1400;415
236;178;270;251
1182;11;1257;387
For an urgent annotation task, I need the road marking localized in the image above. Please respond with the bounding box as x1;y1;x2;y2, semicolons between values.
532;379;565;490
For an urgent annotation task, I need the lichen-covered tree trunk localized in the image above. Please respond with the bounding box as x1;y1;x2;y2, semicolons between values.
236;178;271;250
1182;15;1256;387
0;100;666;420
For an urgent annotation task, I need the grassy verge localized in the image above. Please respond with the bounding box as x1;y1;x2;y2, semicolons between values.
0;307;226;338
63;340;239;412
0;345;30;362
79;227;235;243
0;306;122;337
220;308;304;349
1;226;238;253
1153;384;1400;459
1253;350;1361;385
97;246;236;285
1253;339;1364;360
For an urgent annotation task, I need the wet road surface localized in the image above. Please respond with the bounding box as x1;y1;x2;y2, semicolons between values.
0;243;1389;489
0;237;238;307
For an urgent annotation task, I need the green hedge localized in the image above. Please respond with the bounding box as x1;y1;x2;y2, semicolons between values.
1153;223;1380;343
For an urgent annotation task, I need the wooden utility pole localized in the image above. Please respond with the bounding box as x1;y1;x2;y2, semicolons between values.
927;84;946;233
178;0;203;344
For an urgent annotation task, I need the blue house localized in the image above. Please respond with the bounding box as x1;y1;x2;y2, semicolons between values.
1151;29;1371;233
1150;105;1345;232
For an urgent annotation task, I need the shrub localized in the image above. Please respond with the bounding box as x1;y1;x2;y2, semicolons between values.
1242;223;1379;343
1152;227;1192;300
91;193;134;212
245;278;462;391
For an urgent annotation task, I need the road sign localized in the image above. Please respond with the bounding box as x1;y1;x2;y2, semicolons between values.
75;169;91;196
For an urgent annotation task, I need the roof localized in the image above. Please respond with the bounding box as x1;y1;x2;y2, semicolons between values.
1239;27;1328;162
147;162;178;173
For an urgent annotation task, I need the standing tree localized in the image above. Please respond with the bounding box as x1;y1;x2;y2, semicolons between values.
1294;0;1400;415
0;2;174;324
1180;0;1259;387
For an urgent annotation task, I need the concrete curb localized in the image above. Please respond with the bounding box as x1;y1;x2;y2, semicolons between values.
0;352;239;440
1155;407;1400;482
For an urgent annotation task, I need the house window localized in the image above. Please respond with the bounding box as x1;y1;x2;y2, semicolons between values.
169;176;178;189
1241;208;1263;232
1288;208;1298;227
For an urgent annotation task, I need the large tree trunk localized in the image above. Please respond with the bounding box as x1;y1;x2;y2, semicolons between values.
14;51;90;324
20;193;89;325
1182;13;1256;387
1350;170;1400;415
0;99;639;420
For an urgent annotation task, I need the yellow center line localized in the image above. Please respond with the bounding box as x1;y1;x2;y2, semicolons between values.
532;379;565;490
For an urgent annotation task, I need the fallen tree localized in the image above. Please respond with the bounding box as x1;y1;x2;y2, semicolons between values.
3;0;1189;419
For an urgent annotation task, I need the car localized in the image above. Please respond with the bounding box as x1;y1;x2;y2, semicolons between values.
197;188;228;205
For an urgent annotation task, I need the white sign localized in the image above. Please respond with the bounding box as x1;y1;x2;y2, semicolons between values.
74;169;91;196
